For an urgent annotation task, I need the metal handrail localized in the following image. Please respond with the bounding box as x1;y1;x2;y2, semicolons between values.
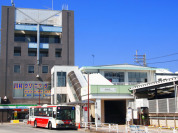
80;122;178;133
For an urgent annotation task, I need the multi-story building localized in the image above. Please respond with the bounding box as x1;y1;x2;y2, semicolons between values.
51;64;157;125
80;64;157;124
0;6;74;121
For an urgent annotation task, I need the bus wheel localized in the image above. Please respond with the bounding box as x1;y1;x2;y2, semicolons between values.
34;121;37;128
48;122;52;130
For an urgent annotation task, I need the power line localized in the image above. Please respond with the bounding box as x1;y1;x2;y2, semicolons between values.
147;59;178;65
147;53;178;60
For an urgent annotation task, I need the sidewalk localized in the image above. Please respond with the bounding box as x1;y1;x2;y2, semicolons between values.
78;125;127;133
78;125;177;133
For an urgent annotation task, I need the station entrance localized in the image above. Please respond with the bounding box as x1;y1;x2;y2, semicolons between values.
105;100;126;124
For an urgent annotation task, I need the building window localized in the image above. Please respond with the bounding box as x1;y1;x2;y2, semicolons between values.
40;49;48;57
54;36;60;43
128;72;147;83
41;35;60;43
14;33;25;42
55;49;62;57
28;65;34;73
14;33;60;43
14;65;20;73
104;72;125;83
28;48;37;56
42;66;48;73
57;94;67;104
40;35;49;43
57;72;66;87
28;35;37;42
14;47;21;56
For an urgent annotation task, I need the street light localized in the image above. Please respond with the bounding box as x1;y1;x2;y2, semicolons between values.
87;73;90;129
83;72;91;129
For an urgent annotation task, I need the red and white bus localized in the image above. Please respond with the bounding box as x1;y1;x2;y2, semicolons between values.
29;105;77;129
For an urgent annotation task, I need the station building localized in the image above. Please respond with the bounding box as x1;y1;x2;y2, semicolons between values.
0;6;74;121
51;64;157;124
129;69;178;127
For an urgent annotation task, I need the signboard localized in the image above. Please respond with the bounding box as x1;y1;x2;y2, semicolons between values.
34;83;43;97
15;8;62;27
13;83;23;97
13;81;50;98
127;108;132;121
24;83;33;97
100;88;116;92
135;99;148;108
0;105;37;109
133;110;138;119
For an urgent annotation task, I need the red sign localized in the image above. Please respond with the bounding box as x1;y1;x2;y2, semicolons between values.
83;107;87;111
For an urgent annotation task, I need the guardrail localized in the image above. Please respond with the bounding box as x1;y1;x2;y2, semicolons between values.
81;122;178;133
81;122;120;132
146;126;177;133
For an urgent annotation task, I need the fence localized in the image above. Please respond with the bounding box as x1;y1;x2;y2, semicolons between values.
81;122;178;133
149;98;176;113
81;122;121;132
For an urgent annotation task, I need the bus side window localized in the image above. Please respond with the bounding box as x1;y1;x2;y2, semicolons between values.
53;111;56;118
31;109;34;117
47;108;52;117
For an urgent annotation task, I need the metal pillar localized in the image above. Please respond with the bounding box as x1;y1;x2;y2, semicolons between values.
155;88;157;99
174;82;177;112
37;24;40;65
88;73;90;129
174;82;177;128
39;89;40;105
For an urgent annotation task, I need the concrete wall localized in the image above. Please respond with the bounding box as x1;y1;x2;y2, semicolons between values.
0;6;74;105
150;119;178;128
51;66;80;104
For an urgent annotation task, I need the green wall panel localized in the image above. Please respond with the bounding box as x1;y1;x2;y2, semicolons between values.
90;85;133;94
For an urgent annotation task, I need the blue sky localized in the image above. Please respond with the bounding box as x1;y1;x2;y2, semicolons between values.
1;0;178;72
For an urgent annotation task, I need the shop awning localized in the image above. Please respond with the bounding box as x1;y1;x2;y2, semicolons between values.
0;104;37;109
63;100;94;105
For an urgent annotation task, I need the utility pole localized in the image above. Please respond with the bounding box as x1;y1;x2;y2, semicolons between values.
88;73;90;129
134;50;146;66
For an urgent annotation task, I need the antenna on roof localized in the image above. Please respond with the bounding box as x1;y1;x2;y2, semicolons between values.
52;0;53;10
11;0;15;7
62;4;68;10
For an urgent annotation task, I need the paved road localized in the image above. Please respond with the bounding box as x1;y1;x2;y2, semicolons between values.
0;123;85;133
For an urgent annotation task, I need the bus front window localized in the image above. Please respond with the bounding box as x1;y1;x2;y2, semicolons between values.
56;110;75;120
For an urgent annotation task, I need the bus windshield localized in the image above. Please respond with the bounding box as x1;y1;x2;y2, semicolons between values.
56;107;75;120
